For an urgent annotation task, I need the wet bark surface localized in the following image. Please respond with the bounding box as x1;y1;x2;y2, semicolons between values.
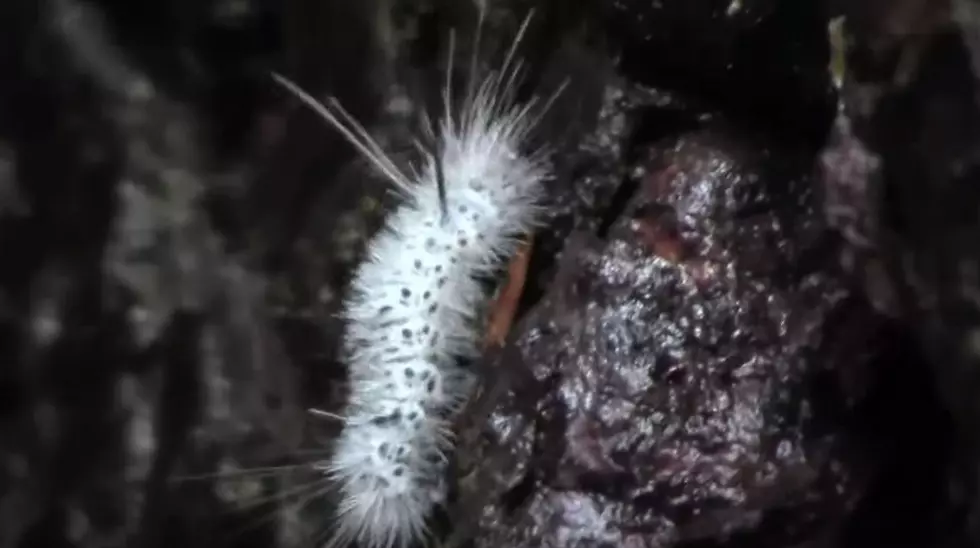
456;127;896;548
0;0;970;547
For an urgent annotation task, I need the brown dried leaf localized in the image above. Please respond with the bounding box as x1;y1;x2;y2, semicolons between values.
484;238;533;348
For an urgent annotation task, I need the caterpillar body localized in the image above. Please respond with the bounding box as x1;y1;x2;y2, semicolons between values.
273;9;560;548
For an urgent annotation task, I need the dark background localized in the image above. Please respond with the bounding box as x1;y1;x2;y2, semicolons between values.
0;0;978;547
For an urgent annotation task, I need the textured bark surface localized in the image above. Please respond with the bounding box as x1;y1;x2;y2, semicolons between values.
0;0;969;547
820;0;980;545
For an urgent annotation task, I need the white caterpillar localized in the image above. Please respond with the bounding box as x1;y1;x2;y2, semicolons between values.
273;9;560;548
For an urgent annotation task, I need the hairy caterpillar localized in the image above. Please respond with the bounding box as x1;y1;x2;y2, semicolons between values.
273;7;562;548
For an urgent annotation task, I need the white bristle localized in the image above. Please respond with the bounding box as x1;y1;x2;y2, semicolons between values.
273;7;562;548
